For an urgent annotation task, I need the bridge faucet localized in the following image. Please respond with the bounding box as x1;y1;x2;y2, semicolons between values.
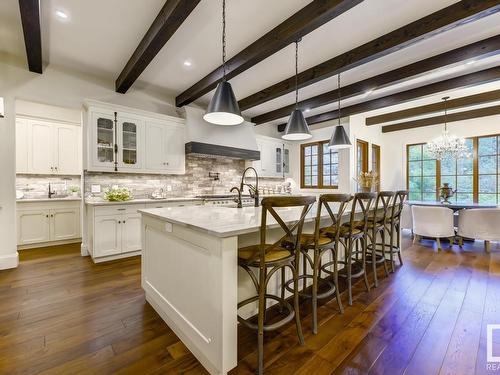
230;186;242;208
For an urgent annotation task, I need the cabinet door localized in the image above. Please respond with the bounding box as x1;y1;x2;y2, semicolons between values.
16;118;29;173
54;124;81;175
121;213;142;253
91;112;115;169
163;126;185;173
50;208;81;241
145;122;165;170
118;116;143;170
94;215;121;257
275;146;283;175
28;120;54;174
283;146;290;177
17;209;50;245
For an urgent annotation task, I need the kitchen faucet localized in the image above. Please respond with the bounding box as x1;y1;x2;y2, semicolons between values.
240;167;259;207
48;183;56;199
230;186;242;208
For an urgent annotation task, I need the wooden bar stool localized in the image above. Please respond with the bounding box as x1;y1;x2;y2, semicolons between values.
283;194;351;334
322;192;376;305
365;191;394;287
378;190;408;272
237;196;315;375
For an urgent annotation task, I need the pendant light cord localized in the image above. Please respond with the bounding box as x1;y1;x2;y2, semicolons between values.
337;74;341;126
443;96;449;131
222;0;227;80
295;40;299;109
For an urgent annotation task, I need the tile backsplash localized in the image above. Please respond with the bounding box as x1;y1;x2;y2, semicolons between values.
84;155;284;198
16;175;81;199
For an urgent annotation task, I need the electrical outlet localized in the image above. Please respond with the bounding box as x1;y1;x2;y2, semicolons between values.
91;184;101;194
166;185;172;192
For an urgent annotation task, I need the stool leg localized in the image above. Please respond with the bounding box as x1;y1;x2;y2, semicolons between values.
280;267;285;313
292;263;305;345
333;246;344;314
390;226;396;273
257;269;266;375
485;240;491;253
371;232;378;288
381;230;389;277
362;237;371;293
312;248;320;334
396;224;403;266
347;239;353;306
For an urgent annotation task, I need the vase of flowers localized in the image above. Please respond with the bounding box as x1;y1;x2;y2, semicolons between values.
354;171;379;193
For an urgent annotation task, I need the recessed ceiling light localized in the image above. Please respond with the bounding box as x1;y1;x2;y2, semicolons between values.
304;108;311;112
55;10;69;20
183;60;192;67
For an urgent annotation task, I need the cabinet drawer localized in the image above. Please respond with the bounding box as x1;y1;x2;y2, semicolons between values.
94;204;146;217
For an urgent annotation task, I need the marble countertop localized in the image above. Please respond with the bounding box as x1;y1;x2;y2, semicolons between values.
139;203;348;238
85;197;203;206
17;197;82;203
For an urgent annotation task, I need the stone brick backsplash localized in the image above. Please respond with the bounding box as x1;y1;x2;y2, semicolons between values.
16;175;81;199
84;155;284;198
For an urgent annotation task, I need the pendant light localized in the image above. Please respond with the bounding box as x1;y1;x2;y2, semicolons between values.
328;74;351;149
282;40;312;141
203;0;243;126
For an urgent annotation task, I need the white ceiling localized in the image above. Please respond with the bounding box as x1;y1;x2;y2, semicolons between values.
1;0;499;126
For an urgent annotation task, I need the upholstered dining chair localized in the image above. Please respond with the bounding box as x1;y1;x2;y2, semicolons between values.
411;205;455;250
458;208;500;252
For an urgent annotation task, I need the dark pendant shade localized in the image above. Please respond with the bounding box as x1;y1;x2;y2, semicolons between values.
282;109;312;141
328;125;351;148
204;81;244;126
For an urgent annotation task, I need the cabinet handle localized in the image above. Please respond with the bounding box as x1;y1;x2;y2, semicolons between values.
118;221;121;224
117;208;126;211
46;214;49;218
123;221;126;224
50;214;54;217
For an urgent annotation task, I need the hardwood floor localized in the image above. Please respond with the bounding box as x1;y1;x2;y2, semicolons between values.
0;235;499;374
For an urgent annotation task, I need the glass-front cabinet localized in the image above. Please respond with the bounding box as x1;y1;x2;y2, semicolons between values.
92;112;116;169
118;116;143;170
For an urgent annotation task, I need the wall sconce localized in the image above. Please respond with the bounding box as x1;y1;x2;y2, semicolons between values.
0;98;4;118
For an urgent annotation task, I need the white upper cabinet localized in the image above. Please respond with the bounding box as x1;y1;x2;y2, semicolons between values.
16;117;81;175
85;101;185;174
252;136;291;178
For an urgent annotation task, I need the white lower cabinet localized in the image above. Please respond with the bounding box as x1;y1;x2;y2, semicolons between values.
17;200;81;247
94;215;122;257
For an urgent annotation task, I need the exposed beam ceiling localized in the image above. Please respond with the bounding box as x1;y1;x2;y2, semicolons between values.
240;0;500;112
277;66;500;132
382;104;500;132
175;0;364;107
18;0;42;73
115;0;201;94
366;89;500;125
252;36;500;125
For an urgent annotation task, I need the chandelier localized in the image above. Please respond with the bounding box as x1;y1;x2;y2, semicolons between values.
426;97;471;160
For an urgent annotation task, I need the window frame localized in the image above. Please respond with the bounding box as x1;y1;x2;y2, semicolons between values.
406;133;500;203
300;139;339;189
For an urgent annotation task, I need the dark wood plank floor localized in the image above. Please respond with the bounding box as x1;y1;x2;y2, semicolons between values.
0;235;499;374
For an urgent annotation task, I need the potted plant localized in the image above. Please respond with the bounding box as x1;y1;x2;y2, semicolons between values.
354;171;379;193
104;186;133;202
68;185;80;197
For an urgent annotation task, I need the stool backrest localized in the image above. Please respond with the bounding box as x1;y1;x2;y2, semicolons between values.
315;194;353;243
347;192;377;234
390;190;408;224
259;196;316;264
373;191;396;223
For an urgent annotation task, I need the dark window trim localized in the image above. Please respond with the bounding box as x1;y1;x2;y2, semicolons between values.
300;139;339;189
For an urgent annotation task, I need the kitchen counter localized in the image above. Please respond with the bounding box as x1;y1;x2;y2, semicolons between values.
17;197;82;203
84;197;203;206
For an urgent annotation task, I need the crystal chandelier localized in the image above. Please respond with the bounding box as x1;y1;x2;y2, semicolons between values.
426;97;471;160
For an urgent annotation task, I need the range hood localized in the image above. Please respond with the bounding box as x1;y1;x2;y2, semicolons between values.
183;106;260;160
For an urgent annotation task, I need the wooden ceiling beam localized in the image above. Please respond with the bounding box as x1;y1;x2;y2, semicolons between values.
381;105;500;132
366;89;500;125
241;0;500;111
252;35;500;125
277;66;500;132
175;0;363;107
18;0;42;73
115;0;201;94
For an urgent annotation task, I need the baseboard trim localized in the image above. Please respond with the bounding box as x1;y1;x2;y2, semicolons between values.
0;252;19;270
17;238;81;250
81;244;89;257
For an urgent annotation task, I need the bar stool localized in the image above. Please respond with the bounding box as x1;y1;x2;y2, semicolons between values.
321;192;376;305
364;191;394;287
237;196;315;375
378;190;408;272
283;194;351;334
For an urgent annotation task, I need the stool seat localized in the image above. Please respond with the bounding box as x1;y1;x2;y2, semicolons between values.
320;224;362;238
352;219;385;230
238;245;293;265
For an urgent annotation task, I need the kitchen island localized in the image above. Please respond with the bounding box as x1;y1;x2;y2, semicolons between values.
139;203;356;374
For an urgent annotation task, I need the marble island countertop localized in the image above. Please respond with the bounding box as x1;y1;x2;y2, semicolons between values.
139;203;345;238
85;196;204;206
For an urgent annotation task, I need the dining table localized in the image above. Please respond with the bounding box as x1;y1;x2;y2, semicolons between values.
406;200;498;212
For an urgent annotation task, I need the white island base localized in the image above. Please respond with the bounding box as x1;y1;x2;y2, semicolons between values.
140;204;376;374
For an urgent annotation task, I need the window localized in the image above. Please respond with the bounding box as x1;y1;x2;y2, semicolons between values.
406;134;500;203
407;144;438;201
301;140;339;189
356;139;368;177
372;144;381;191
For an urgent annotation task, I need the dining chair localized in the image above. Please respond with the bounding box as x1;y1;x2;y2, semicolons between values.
412;205;455;250
458;208;500;252
237;196;315;375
